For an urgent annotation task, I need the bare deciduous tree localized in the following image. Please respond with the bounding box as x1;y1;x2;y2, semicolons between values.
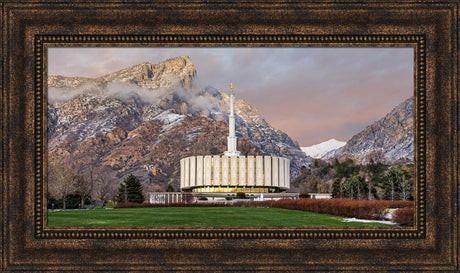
48;162;79;209
92;165;117;206
74;171;92;209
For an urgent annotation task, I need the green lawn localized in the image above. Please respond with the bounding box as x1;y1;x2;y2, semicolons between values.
47;207;393;228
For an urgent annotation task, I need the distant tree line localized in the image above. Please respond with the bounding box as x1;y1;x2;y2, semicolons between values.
47;138;120;209
293;158;414;201
47;148;146;209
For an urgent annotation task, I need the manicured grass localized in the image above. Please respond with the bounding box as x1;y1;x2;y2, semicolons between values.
47;207;393;227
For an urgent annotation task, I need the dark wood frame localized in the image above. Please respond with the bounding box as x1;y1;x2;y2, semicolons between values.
1;1;458;271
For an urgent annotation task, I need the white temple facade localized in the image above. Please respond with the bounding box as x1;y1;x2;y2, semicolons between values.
180;155;290;192
180;83;290;193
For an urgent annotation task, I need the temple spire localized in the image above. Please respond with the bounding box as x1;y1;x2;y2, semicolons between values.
224;82;240;157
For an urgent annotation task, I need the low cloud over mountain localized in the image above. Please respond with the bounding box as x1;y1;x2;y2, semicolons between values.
48;56;311;191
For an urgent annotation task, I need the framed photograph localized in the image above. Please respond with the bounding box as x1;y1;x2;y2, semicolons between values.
1;1;458;271
46;46;415;230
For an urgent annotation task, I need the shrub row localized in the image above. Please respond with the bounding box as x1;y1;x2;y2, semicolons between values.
392;207;414;226
270;198;413;221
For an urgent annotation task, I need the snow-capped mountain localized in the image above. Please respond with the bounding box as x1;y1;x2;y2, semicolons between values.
47;56;312;191
301;139;346;159
323;97;414;164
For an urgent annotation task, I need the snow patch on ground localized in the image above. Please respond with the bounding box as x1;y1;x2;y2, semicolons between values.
125;133;138;141
185;127;203;141
186;132;203;141
342;218;396;225
153;110;185;131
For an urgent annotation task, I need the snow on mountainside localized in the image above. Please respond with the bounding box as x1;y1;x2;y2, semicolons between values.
47;55;311;191
301;139;346;159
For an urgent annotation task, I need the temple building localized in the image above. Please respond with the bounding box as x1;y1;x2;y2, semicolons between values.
180;83;291;194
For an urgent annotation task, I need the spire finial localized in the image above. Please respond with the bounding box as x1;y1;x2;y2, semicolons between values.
230;82;233;94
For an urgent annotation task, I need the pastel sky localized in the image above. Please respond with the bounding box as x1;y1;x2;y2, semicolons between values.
48;47;413;146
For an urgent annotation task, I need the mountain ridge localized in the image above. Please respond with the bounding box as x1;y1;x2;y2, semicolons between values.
47;56;312;193
323;97;414;164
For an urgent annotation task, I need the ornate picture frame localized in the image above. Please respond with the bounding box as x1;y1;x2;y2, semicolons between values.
1;1;458;271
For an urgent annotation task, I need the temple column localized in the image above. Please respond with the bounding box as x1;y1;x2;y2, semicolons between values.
184;157;190;188
239;156;246;186
221;156;229;186
285;159;290;189
213;156;220;186
247;156;255;186
204;156;212;186
272;157;279;187
190;156;196;187
279;158;285;188
180;159;185;188
230;156;238;186
256;156;264;186
196;156;203;186
264;156;272;187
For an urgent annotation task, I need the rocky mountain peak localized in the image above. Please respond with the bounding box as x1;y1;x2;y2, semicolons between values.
96;55;197;89
47;75;94;88
47;56;312;192
48;55;197;91
301;139;346;159
162;55;193;68
323;97;414;164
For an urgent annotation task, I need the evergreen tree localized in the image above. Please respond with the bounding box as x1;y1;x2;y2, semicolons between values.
124;173;145;203
116;182;127;203
332;177;345;198
116;174;144;203
332;159;360;198
363;159;387;200
320;163;332;177
380;165;414;201
333;158;360;179
166;183;175;192
345;174;367;200
383;167;403;201
399;165;414;200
